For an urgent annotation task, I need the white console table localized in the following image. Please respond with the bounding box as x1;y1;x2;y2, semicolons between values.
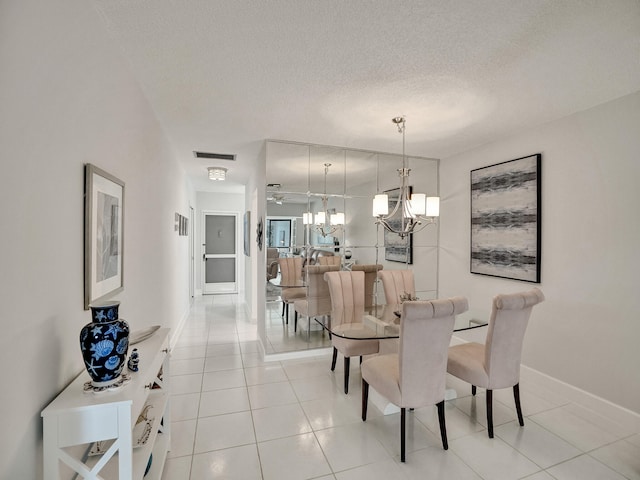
41;328;171;480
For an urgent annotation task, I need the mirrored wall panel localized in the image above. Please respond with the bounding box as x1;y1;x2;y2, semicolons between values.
265;140;439;354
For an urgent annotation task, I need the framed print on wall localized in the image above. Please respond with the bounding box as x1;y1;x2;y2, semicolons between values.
383;187;413;264
470;154;541;283
243;211;251;257
84;164;125;309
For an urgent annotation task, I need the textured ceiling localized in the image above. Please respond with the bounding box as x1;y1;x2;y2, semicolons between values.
92;0;640;192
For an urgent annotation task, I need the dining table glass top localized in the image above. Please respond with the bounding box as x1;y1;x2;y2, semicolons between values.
317;304;488;340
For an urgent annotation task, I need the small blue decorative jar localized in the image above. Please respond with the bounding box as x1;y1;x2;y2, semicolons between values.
80;301;130;387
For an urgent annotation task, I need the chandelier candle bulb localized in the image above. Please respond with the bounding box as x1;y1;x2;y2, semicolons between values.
303;212;313;225
331;212;345;225
409;193;426;215
426;197;440;217
373;194;389;217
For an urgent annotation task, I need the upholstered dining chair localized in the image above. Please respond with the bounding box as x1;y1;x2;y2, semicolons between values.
362;297;469;462
351;264;383;308
277;257;306;325
266;247;279;281
293;264;339;333
447;288;545;438
318;255;341;267
324;270;379;394
378;269;415;305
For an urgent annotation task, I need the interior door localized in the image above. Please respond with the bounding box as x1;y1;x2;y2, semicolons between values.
203;213;237;294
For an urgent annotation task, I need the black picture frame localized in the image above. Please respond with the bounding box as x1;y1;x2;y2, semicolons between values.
383;187;413;264
470;154;541;282
84;164;125;309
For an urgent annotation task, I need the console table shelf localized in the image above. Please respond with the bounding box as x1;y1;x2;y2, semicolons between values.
42;328;171;480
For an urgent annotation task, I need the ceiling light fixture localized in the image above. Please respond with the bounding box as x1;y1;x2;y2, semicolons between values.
372;116;439;238
208;166;227;181
303;163;344;237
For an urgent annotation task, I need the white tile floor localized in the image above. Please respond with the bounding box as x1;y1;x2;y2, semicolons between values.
161;295;640;480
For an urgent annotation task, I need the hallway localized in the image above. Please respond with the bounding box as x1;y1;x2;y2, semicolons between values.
161;295;639;480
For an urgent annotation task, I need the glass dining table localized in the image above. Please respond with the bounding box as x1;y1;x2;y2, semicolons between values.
316;304;488;340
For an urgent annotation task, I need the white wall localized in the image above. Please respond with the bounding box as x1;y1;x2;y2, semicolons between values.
439;91;640;414
0;1;194;477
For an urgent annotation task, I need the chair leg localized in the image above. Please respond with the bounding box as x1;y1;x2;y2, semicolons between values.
331;347;338;371
472;385;477;396
282;302;285;317
294;311;298;332
362;380;369;421
513;383;524;426
285;303;289;324
486;389;494;438
400;407;406;462
436;400;448;450
344;356;350;394
359;355;363;365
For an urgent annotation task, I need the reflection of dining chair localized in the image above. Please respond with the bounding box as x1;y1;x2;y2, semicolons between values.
266;248;279;281
447;288;545;438
351;264;383;308
293;265;339;333
378;270;415;304
318;255;341;267
277;257;306;325
324;271;379;394
362;297;469;462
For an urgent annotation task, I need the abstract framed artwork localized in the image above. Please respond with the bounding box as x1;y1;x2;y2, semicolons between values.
383;187;413;264
470;154;541;282
84;164;125;309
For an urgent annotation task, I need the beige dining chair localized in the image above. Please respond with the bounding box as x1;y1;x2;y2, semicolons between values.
318;255;341;266
277;257;306;325
351;264;383;308
266;248;279;281
378;270;415;304
447;288;545;438
362;297;469;462
324;270;379;394
293;264;339;333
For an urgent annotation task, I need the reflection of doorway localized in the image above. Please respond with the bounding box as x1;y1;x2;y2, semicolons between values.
203;213;237;294
267;219;291;248
189;205;195;301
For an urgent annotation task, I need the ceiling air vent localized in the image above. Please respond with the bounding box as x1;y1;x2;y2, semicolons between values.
193;151;236;161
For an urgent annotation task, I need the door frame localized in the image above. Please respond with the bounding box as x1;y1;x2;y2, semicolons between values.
202;211;239;294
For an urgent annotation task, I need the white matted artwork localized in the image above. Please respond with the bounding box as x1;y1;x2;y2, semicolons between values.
84;164;125;309
470;154;541;282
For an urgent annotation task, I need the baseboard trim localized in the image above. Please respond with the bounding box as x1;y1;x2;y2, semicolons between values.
170;301;192;350
450;333;640;431
520;365;640;430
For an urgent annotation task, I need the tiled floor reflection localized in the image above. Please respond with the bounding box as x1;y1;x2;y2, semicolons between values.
162;295;639;480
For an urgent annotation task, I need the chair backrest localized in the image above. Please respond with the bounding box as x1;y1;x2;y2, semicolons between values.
266;247;279;261
378;270;415;304
484;288;545;389
400;297;469;406
318;255;341;266
324;271;365;309
351;264;383;308
304;265;340;316
278;257;303;286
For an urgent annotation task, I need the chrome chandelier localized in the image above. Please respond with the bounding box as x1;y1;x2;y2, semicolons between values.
304;163;344;237
372;116;439;238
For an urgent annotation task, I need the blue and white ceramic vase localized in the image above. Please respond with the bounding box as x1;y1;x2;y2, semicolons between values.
80;301;130;387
